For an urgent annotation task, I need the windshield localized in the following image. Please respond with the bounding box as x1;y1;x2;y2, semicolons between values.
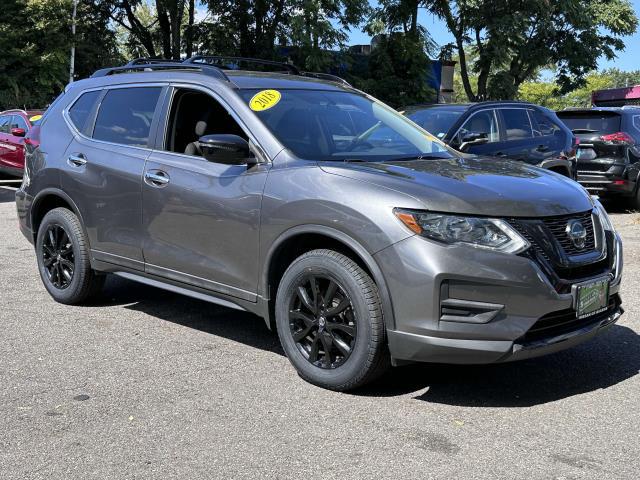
239;89;454;161
405;107;464;139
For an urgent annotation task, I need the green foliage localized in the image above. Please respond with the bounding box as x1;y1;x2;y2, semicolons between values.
351;33;436;108
0;0;122;110
432;0;638;101
518;69;640;110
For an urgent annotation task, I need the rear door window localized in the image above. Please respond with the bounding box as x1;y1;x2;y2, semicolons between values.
498;108;534;140
68;90;101;132
557;112;621;134
93;87;162;147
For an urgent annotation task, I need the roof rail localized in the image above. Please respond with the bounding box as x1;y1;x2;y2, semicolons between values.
91;63;229;82
299;71;351;87
184;55;300;74
126;58;184;66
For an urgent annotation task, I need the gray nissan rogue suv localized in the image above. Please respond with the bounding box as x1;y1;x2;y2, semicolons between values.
16;58;624;391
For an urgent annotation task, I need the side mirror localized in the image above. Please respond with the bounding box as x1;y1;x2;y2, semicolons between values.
459;132;489;151
198;134;255;165
11;127;26;137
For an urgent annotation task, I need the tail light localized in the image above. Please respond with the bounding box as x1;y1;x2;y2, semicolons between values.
600;132;635;146
24;125;40;148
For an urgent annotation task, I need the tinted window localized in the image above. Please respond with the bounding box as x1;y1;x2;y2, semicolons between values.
11;115;28;131
531;110;561;137
406;107;464;139
93;87;161;147
0;116;11;133
557;111;621;134
457;110;500;143
239;89;452;161
499;109;533;140
68;90;100;132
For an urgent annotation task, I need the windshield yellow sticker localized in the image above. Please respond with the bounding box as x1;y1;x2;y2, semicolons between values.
250;90;281;111
29;114;42;122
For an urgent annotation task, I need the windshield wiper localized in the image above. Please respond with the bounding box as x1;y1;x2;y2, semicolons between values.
388;153;453;161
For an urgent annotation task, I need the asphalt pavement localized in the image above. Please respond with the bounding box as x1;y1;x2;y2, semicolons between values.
1;187;639;479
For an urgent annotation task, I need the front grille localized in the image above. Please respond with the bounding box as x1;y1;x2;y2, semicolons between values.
520;295;619;343
509;210;610;293
540;211;595;256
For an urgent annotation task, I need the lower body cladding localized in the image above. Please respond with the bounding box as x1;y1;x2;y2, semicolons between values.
374;234;623;365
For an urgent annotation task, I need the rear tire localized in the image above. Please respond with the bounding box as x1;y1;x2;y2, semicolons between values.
629;187;640;211
36;207;105;304
275;249;390;391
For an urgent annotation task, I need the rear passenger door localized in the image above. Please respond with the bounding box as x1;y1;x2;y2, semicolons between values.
61;85;165;270
495;108;540;164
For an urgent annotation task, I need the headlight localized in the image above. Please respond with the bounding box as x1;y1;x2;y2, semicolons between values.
394;209;530;254
593;197;615;232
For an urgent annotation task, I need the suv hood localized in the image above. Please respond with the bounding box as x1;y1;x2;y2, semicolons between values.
321;156;593;218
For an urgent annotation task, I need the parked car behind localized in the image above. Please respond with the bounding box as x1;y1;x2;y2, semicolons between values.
16;58;623;391
0;109;43;177
404;102;577;178
556;107;640;208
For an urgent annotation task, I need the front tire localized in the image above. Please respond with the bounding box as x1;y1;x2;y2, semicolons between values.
36;207;104;304
275;249;389;391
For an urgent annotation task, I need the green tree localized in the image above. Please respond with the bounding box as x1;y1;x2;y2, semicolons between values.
518;69;640;110
430;0;638;101
353;33;435;107
0;0;120;109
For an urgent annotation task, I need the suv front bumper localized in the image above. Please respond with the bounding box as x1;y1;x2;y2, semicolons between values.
374;233;623;365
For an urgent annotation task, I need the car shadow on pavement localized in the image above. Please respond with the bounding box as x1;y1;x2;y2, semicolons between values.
357;324;640;406
97;276;638;406
99;275;284;355
0;187;17;203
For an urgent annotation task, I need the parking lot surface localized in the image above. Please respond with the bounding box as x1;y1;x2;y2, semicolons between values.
1;184;639;479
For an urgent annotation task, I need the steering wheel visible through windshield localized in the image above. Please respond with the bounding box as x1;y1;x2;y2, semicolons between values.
239;88;454;162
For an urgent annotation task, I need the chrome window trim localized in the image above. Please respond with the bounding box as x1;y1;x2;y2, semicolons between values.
62;82;167;153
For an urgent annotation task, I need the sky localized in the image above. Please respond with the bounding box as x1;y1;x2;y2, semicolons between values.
346;0;640;72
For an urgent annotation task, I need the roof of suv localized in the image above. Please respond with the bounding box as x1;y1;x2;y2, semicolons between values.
404;100;541;112
86;57;353;92
557;106;640;115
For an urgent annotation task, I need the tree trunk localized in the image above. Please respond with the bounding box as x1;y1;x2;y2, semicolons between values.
185;0;194;58
118;0;157;57
156;0;172;59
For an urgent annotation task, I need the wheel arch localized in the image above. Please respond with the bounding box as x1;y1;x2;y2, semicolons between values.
31;189;87;246
262;225;395;332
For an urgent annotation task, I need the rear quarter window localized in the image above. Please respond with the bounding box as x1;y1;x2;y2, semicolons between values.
68;90;101;132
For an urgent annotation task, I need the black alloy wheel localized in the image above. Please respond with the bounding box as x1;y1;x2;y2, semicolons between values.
41;224;75;289
288;274;357;369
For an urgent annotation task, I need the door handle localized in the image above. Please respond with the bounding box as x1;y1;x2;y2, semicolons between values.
536;145;550;152
495;152;508;158
67;153;87;167
145;170;170;186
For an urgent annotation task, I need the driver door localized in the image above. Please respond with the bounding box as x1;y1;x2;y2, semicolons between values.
142;85;270;302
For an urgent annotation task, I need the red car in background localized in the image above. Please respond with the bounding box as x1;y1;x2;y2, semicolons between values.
0;109;43;177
